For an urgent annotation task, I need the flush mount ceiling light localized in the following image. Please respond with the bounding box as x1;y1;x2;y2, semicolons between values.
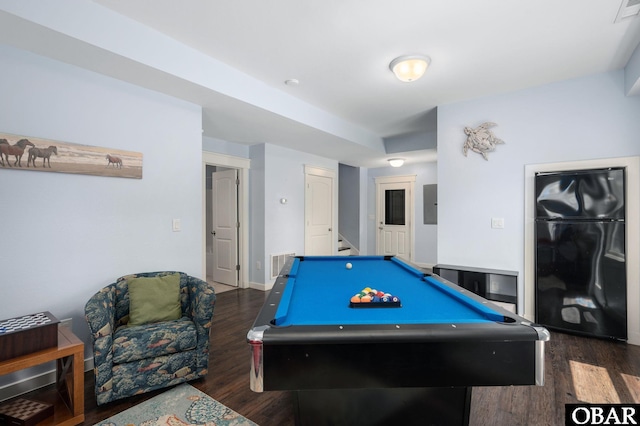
388;158;405;167
389;55;431;82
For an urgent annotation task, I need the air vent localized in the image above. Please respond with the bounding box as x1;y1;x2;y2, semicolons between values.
270;252;295;279
615;0;640;22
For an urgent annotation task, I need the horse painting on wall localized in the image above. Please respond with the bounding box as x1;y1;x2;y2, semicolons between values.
0;132;142;179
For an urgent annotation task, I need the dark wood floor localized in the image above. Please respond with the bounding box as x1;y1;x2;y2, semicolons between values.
23;288;640;425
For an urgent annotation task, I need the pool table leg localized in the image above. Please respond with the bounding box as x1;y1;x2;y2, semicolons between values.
293;386;471;426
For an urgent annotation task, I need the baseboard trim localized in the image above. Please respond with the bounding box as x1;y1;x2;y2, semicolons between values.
248;281;271;291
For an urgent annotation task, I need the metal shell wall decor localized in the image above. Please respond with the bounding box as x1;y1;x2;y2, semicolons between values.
463;122;505;160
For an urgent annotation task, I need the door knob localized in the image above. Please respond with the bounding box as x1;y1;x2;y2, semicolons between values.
211;230;216;236
328;228;332;232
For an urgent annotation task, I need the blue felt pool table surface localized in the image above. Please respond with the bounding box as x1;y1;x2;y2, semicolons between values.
273;256;505;326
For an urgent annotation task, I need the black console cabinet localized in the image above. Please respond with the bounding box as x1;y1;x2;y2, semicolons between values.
433;264;518;314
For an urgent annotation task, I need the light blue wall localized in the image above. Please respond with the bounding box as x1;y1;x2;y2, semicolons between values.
625;42;640;96
437;69;640;280
339;163;360;249
203;136;250;158
0;45;203;385
383;130;437;153
249;144;266;284
367;162;438;265
358;167;369;255
248;143;338;285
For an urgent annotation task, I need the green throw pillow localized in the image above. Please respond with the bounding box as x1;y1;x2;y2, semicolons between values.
128;273;182;326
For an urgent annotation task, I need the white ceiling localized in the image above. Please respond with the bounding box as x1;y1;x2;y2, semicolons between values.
3;1;640;167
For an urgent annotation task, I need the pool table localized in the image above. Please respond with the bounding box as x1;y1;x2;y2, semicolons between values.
247;256;549;425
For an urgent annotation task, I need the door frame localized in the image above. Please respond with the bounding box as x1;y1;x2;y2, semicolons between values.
375;174;416;262
202;151;250;288
304;165;337;255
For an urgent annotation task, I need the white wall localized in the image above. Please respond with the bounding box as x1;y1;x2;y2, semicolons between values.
438;70;640;318
0;45;203;388
367;162;438;266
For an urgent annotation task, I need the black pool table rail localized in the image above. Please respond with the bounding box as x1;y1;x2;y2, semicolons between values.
248;256;550;395
254;320;541;344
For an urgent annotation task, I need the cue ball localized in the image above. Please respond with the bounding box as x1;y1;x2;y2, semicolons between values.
346;262;352;269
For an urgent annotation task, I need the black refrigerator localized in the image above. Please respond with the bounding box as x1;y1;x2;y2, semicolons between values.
535;167;626;340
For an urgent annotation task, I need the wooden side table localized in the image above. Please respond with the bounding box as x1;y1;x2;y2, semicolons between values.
0;326;84;426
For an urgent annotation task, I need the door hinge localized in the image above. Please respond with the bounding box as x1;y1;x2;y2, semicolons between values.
236;178;240;185
236;222;240;228
236;265;240;271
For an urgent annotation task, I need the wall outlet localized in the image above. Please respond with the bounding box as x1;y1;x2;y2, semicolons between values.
60;318;73;328
256;261;261;270
172;218;182;232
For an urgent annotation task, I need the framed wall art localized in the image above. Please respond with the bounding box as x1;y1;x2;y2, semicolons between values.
0;132;143;179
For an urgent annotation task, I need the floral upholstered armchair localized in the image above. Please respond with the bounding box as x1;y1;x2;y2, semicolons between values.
85;271;216;405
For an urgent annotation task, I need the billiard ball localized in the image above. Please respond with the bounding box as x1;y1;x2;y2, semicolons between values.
346;262;352;269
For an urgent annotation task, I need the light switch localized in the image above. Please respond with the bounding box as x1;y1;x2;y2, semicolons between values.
172;218;181;232
491;217;505;229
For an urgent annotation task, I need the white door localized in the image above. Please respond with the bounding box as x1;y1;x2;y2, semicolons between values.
377;181;412;260
211;169;239;286
305;171;334;255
